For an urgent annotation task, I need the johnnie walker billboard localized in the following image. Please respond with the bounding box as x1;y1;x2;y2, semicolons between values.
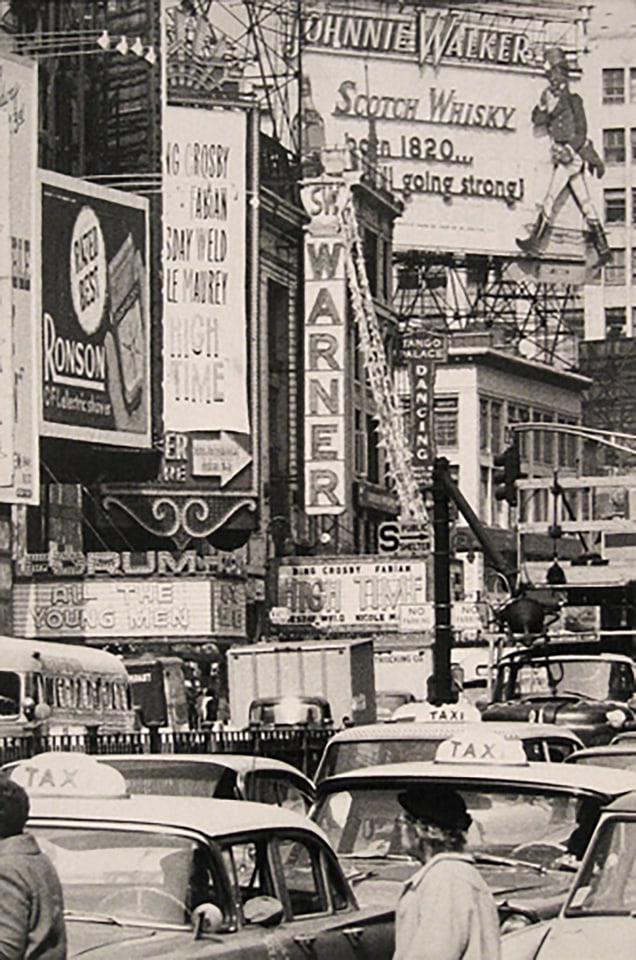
301;2;583;257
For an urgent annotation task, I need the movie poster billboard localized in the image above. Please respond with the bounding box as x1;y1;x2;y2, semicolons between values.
161;104;249;438
40;172;151;447
302;3;583;257
0;53;38;503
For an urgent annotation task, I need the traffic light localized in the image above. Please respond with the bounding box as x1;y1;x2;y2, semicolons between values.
493;441;522;506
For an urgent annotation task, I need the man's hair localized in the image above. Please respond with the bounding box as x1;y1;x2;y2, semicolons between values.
0;775;30;838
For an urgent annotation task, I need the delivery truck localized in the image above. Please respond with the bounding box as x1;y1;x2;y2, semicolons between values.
227;638;376;729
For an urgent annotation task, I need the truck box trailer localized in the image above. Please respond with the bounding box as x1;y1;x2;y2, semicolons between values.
227;638;376;729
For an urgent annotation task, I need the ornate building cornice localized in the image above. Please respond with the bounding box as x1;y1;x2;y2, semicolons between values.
101;486;257;550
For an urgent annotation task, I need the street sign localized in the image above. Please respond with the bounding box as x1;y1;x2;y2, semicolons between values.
379;520;431;554
191;432;252;486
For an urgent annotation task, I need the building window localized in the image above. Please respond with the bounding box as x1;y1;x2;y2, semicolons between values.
603;128;626;164
631;249;636;283
603;68;625;103
605;247;625;284
490;401;502;455
362;228;378;297
479;398;489;452
606;306;627;338
354;410;365;474
605;188;626;223
366;413;379;483
508;404;529;460
433;396;458;447
630;67;636;102
632;129;636;163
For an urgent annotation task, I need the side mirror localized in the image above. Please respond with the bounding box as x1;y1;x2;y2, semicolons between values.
192;903;224;939
33;703;52;722
243;895;284;927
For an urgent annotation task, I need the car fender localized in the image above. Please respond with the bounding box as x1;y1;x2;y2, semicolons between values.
502;921;552;960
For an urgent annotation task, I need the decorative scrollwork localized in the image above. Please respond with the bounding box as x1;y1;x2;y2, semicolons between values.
102;491;257;548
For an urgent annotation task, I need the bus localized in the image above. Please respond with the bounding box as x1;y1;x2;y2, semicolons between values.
0;636;136;736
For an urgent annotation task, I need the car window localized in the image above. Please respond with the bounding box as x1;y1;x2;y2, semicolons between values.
107;760;236;799
32;826;223;927
567;818;636;915
277;836;328;917
222;837;276;907
513;660;613;700
247;772;312;813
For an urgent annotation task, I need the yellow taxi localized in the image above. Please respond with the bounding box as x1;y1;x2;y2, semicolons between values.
8;751;394;960
310;727;636;933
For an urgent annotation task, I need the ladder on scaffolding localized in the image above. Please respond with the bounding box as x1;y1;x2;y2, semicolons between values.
338;186;430;532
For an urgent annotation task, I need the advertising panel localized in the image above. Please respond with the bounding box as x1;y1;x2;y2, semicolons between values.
162;105;249;436
13;578;245;639
301;180;348;515
302;2;582;256
277;557;427;630
0;54;38;503
40;172;151;447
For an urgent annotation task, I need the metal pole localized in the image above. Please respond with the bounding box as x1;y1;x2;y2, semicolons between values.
429;457;455;705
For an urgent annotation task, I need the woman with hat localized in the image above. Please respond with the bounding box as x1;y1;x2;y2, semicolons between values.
393;784;500;960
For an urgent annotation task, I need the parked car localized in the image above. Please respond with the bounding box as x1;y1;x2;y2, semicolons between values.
310;728;636;932
481;644;636;745
248;695;334;728
7;751;395;960
565;742;636;772
95;754;316;812
313;719;584;783
502;790;636;959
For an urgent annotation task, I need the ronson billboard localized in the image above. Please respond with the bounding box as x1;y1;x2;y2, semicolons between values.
302;2;582;256
40;172;151;447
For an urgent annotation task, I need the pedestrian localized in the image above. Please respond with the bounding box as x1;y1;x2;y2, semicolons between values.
0;773;67;960
393;783;500;960
516;46;610;266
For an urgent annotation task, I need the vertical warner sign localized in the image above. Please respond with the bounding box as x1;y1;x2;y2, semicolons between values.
301;180;348;515
162;105;249;435
0;54;38;502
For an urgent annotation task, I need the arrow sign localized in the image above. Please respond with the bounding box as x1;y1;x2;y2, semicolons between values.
191;433;252;486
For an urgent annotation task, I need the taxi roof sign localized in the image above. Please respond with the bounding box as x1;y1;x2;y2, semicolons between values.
9;751;129;799
435;730;528;766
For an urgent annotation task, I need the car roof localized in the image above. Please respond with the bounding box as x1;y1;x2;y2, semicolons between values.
605;790;636;813
315;760;636;794
28;792;328;839
567;745;636;760
322;720;583;744
250;695;330;705
97;753;314;783
498;648;634;664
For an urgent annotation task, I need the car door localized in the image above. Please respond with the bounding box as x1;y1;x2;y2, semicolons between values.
269;830;394;960
219;829;393;960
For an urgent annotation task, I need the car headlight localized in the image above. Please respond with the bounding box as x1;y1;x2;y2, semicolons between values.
500;912;533;935
606;709;627;728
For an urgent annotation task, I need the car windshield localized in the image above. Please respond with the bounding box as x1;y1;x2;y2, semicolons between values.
505;658;634;702
314;784;583;869
566;818;636;916
31;826;218;927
